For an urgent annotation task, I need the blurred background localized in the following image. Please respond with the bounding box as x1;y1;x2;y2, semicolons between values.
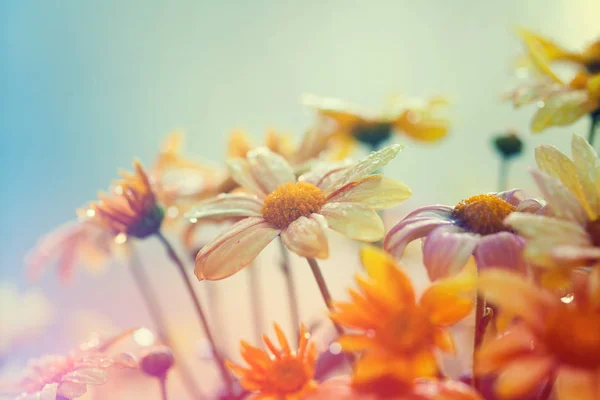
1;1;599;398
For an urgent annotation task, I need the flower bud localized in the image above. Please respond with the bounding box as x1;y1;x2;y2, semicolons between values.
139;346;174;378
493;131;523;159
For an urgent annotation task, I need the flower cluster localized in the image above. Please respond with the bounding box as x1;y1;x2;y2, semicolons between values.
14;26;600;400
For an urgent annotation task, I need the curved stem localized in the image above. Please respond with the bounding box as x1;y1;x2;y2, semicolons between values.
159;377;168;400
247;262;265;345
156;232;234;397
305;258;344;338
278;238;301;344
589;111;599;146
472;294;489;392
498;157;509;192
127;245;205;400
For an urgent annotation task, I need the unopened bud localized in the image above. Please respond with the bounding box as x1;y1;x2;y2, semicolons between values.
493;130;523;159
139;346;174;378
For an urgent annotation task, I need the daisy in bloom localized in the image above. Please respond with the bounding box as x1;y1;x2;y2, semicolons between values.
0;331;138;400
0;283;53;357
303;94;450;159
188;144;411;280
384;190;543;281
514;27;600;75
25;221;120;282
151;131;223;221
78;161;164;239
506;28;600;133
476;269;600;400
330;247;475;386
505;135;600;280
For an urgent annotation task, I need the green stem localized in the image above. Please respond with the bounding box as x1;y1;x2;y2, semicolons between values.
498;157;509;192
127;245;205;400
156;232;234;397
589;111;599;146
278;238;301;344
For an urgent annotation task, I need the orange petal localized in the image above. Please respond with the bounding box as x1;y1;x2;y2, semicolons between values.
338;335;377;353
555;367;598;400
360;246;415;305
493;355;554;399
476;324;537;375
273;323;291;355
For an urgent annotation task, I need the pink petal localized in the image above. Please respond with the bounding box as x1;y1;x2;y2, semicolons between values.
227;158;267;197
423;225;479;280
57;381;88;398
247;147;295;193
384;218;454;260
186;193;263;221
320;202;384;242
63;368;107;385
281;214;329;258
326;174;411;209
474;232;525;272
403;204;453;220
195;217;280;280
496;189;525;206
531;169;588;224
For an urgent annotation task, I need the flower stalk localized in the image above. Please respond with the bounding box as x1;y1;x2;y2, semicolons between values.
156;231;234;396
278;237;300;344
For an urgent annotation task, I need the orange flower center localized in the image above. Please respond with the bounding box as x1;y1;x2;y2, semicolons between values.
380;309;435;354
585;218;600;247
544;305;600;369
451;194;516;235
262;182;326;229
267;358;311;394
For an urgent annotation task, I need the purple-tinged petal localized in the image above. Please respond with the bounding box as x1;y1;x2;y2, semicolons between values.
195;217;280;280
384;218;454;260
474;232;526;272
516;198;544;213
423;225;479;281
496;189;525;206
403;204;454;220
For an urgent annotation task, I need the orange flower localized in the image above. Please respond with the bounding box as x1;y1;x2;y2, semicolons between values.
515;27;600;75
78;161;164;239
331;247;475;386
476;269;600;400
227;323;318;399
304;94;449;159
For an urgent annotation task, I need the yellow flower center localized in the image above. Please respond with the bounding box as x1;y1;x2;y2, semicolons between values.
380;309;435;354
262;182;326;229
544;305;600;369
267;358;311;394
451;194;516;235
585;218;600;247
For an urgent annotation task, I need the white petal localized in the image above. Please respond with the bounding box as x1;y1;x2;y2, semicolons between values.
327;144;402;192
195;217;280;280
185;194;263;221
531;169;588;224
531;90;591;132
572;134;600;218
227;158;267;197
505;213;590;245
320;203;384;242
281;214;329;258
247;147;295;193
326;175;411;209
299;161;352;191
